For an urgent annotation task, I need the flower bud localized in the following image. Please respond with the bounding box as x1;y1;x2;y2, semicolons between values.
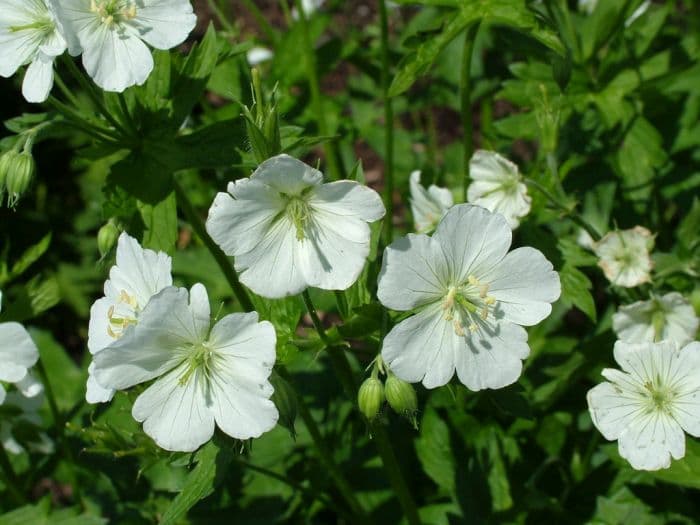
97;221;120;257
4;151;36;206
0;150;14;194
358;376;384;420
385;374;418;428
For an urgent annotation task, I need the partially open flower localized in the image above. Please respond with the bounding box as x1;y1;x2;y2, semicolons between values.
409;170;453;234
594;226;654;288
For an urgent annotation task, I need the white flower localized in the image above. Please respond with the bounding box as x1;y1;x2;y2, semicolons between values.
587;340;700;471
246;46;273;66
594;226;654;288
93;284;279;452
0;291;41;405
613;292;699;347
53;0;196;92
86;232;172;403
378;204;560;390
578;0;597;14
409;170;453;234
0;0;68;103
467;150;532;229
206;154;385;299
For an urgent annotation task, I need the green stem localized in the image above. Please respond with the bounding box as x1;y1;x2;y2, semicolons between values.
301;291;420;525
524;178;601;241
0;445;26;504
294;392;370;523
379;0;394;245
294;0;345;180
53;71;81;108
47;97;122;143
173;180;255;312
206;0;236;34
241;0;278;43
62;56;130;138
35;359;62;432
460;23;479;202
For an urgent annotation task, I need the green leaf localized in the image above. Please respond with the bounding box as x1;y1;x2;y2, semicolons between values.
649;440;700;489
559;263;597;322
677;198;700;250
160;440;234;525
7;233;51;282
32;329;85;412
415;407;455;493
137;192;178;255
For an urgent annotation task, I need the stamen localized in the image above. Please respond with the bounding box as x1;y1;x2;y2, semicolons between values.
469;323;478;332
453;319;464;336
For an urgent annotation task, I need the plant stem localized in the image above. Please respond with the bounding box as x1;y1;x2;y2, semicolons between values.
460;23;479;202
173;180;255;312
0;445;26;504
62;56;131;138
379;0;394;245
206;0;236;34
301;291;420;525
524;178;601;241
241;0;278;43
294;390;370;523
35;359;62;432
294;0;345;180
47;97;122;143
53;71;81;108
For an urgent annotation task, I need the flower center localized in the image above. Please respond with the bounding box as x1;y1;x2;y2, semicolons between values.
106;290;139;339
643;378;676;414
441;275;497;336
90;0;137;26
284;195;310;241
178;343;216;386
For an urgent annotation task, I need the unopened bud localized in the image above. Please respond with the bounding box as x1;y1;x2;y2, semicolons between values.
97;221;120;257
385;374;418;428
4;151;36;206
358;376;384;420
0;151;13;194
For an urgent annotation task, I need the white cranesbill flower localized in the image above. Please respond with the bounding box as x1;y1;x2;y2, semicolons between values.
613;292;699;347
594;226;654;288
0;0;67;103
86;232;172;403
206;154;385;299
93;284;279;452
409;170;453;234
378;204;560;390
53;0;196;92
587;340;700;471
0;291;41;405
467;150;531;229
246;46;273;66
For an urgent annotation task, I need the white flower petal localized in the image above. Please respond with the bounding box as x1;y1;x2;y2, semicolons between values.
128;0;196;50
87;296;116;355
85;361;115;404
433;204;512;284
454;320;529;391
15;372;43;398
81;24;153;92
618;412;685;470
480;247;561;326
671;342;700;437
22;52;54;103
235;218;307;298
587;381;645;440
382;305;459;389
409;171;452;233
309;180;385;223
252;154;323;194
0;385;5;405
0;322;39;380
132;365;214;452
93;287;198;390
377;234;447;311
206;179;285;256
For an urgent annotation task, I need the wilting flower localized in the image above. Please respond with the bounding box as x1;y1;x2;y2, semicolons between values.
613;292;699;347
206;154;385;298
53;0;196;92
587;340;700;471
467;150;531;229
0;0;67;102
86;232;172;403
378;204;560;390
409;170;453;233
0;291;41;405
594;226;654;288
93;284;279;452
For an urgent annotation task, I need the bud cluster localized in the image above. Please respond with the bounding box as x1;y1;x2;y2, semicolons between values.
0;149;36;207
357;359;418;429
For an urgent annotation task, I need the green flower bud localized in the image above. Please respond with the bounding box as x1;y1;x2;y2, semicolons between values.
385;374;418;428
0;150;14;194
5;151;36;206
358;376;384;420
97;221;120;257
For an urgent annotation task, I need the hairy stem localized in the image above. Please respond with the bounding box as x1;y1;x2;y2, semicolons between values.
173;180;255;312
461;23;479;202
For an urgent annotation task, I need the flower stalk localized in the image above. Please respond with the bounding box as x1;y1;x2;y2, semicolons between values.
461;23;479;202
379;0;394;245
